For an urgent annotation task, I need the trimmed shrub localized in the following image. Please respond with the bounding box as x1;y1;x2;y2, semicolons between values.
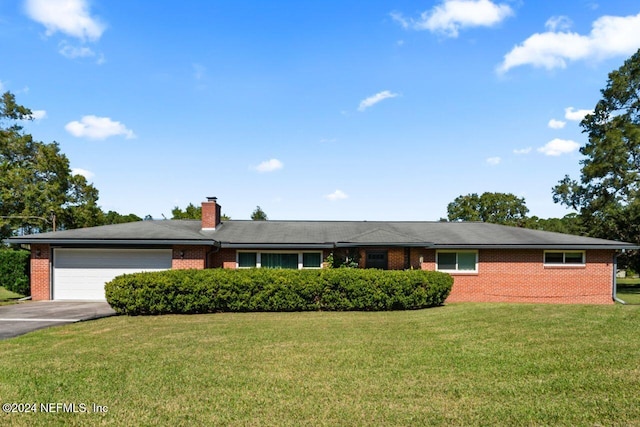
0;249;30;296
105;268;453;315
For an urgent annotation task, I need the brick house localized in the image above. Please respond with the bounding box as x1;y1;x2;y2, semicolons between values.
7;197;637;304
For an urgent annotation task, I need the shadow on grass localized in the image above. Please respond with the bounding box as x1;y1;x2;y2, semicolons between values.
0;286;24;306
617;282;640;305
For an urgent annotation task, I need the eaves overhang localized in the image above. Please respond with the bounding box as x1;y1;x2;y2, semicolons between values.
335;242;433;248
220;243;335;249
5;238;219;246
221;242;434;249
431;244;640;250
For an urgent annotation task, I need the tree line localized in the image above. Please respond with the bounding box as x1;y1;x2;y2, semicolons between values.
445;192;584;235
171;204;267;221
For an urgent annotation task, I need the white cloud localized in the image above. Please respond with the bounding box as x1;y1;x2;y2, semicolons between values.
390;11;410;29
24;0;105;41
513;147;532;155
0;80;4;91
358;90;398;112
564;107;593;121
537;138;580;156
486;156;501;165
325;190;348;201
71;168;94;180
392;0;513;38
59;41;95;59
254;159;283;173
498;12;640;73
65;115;136;140
548;119;566;129
29;110;47;120
545;16;572;32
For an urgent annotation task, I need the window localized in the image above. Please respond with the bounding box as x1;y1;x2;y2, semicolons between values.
262;253;298;269
238;252;257;268
436;251;478;273
302;252;322;268
237;251;323;269
437;252;456;270
366;251;388;269
544;251;585;265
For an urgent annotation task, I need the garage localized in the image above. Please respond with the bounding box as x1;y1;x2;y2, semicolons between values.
53;248;172;301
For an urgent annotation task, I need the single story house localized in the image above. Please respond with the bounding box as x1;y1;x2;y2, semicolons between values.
6;197;637;304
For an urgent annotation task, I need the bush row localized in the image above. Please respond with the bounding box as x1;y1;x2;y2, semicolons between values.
105;268;453;315
0;249;30;296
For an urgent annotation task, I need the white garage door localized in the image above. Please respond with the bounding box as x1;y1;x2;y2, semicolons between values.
53;248;172;301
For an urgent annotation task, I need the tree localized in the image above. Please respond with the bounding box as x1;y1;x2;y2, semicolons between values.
552;49;640;269
325;248;360;268
171;203;201;219
101;211;142;225
523;214;585;235
0;92;103;240
447;192;529;225
171;203;230;220
251;206;268;221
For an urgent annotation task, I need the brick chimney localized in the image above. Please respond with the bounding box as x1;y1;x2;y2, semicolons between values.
201;197;222;230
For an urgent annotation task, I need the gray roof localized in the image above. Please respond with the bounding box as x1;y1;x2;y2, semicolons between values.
6;220;213;246
6;219;637;250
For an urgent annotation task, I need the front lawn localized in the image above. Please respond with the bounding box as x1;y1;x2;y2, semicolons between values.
1;304;639;426
0;286;23;305
617;278;640;304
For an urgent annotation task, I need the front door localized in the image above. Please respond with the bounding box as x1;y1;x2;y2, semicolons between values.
366;251;388;270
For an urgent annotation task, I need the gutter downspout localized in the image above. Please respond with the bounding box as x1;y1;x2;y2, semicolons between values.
613;251;626;304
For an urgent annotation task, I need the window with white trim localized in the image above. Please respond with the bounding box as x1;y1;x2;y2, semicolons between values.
544;251;585;265
237;251;323;269
302;252;322;268
436;251;478;273
238;252;257;268
262;253;298;269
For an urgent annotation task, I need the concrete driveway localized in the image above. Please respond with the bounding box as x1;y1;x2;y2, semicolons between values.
0;301;116;340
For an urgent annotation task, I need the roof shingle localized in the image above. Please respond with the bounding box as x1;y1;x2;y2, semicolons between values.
7;219;636;249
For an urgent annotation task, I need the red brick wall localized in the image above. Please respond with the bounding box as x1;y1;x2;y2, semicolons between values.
29;243;612;305
417;249;614;305
30;244;51;300
172;246;207;269
389;248;407;270
357;248;406;269
201;200;221;229
207;247;615;304
209;248;237;269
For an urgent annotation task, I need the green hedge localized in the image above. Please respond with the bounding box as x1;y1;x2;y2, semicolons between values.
105;268;453;315
0;249;30;296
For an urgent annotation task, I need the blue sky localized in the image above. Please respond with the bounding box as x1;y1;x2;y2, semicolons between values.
2;0;640;221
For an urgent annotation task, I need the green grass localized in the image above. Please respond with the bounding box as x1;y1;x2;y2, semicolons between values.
617;278;640;304
1;304;639;426
0;286;23;305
